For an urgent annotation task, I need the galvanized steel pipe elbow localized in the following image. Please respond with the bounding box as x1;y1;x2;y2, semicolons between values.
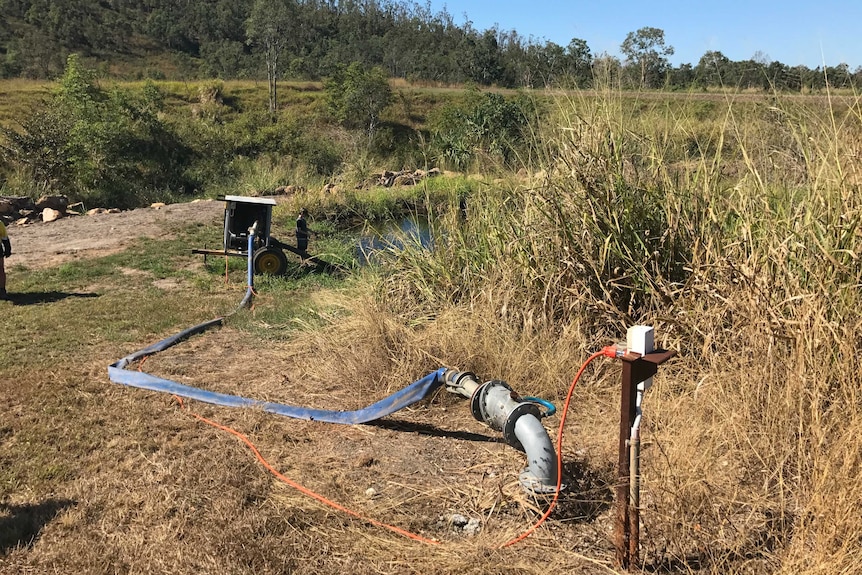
444;370;559;494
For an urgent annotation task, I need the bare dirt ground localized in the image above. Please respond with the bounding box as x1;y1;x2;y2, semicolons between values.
6;199;224;270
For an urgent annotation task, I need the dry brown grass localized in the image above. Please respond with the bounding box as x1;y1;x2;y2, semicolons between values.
0;269;624;574
365;88;862;573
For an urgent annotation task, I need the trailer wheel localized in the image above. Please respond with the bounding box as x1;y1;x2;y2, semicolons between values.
253;247;288;275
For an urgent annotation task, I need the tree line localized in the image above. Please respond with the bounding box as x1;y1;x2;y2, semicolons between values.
0;0;859;91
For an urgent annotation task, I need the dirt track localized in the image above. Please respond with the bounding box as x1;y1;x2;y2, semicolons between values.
5;199;224;270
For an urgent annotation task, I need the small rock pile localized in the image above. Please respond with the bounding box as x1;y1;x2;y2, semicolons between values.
261;168;443;199
273;184;307;196
367;168;441;189
0;195;122;225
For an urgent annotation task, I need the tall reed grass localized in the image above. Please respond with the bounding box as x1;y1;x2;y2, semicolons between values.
375;87;862;573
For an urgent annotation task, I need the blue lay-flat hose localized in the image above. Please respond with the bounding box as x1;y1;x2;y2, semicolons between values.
108;359;446;424
108;223;447;423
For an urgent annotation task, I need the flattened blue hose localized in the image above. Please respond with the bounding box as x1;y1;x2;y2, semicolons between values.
107;222;447;423
112;317;225;370
108;361;446;424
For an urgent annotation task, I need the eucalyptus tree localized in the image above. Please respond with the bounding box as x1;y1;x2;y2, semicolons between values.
695;50;731;88
325;62;392;142
566;37;592;87
246;0;296;115
620;26;674;88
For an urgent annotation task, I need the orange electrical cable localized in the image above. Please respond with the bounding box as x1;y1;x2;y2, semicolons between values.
171;395;441;546
499;350;606;547
167;351;608;548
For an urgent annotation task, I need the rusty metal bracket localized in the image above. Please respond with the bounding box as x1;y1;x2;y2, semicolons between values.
615;349;676;571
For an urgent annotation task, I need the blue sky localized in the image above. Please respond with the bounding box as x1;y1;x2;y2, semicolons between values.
428;0;862;69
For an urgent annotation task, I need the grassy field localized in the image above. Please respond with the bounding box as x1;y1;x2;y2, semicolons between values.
2;83;862;574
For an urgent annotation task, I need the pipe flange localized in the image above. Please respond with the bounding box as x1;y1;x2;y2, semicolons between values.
503;402;542;451
470;380;512;422
519;469;564;495
469;381;489;421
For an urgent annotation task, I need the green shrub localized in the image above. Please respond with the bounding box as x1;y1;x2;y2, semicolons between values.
429;89;538;171
1;56;196;207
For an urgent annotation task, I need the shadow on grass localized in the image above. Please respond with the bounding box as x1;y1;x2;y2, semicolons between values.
3;291;99;306
0;499;75;554
553;459;615;523
366;418;502;443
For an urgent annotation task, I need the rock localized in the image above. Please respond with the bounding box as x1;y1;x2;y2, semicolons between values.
1;196;35;212
42;207;62;222
365;487;377;498
87;208;107;215
441;513;481;535
379;171;395;187
0;200;15;216
449;514;468;528
150;202;166;209
35;194;68;213
107;208;122;214
426;167;441;177
14;217;29;226
464;518;481;536
67;202;85;214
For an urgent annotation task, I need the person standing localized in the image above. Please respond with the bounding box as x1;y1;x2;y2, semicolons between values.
0;220;11;299
295;208;311;252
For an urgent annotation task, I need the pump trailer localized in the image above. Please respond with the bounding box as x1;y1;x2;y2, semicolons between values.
192;195;324;276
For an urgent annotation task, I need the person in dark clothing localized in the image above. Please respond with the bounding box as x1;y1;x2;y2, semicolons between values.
296;208;311;252
0;220;10;299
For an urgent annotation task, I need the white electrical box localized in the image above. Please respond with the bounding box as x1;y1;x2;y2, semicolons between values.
627;325;654;355
627;325;655;392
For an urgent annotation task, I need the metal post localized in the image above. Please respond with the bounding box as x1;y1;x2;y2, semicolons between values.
615;351;674;571
615;357;641;569
629;426;641;567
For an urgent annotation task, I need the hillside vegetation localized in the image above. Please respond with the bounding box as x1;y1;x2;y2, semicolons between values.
0;56;537;211
1;0;859;91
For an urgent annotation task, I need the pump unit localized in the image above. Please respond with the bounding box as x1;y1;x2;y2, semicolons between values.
192;195;334;276
223;195;275;251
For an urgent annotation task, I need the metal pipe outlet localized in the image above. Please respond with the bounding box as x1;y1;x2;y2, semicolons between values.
443;369;560;494
239;221;258;309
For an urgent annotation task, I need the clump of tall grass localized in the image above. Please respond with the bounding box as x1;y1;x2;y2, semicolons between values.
375;87;862;572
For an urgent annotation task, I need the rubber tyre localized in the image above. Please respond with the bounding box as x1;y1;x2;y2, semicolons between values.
253;247;288;275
